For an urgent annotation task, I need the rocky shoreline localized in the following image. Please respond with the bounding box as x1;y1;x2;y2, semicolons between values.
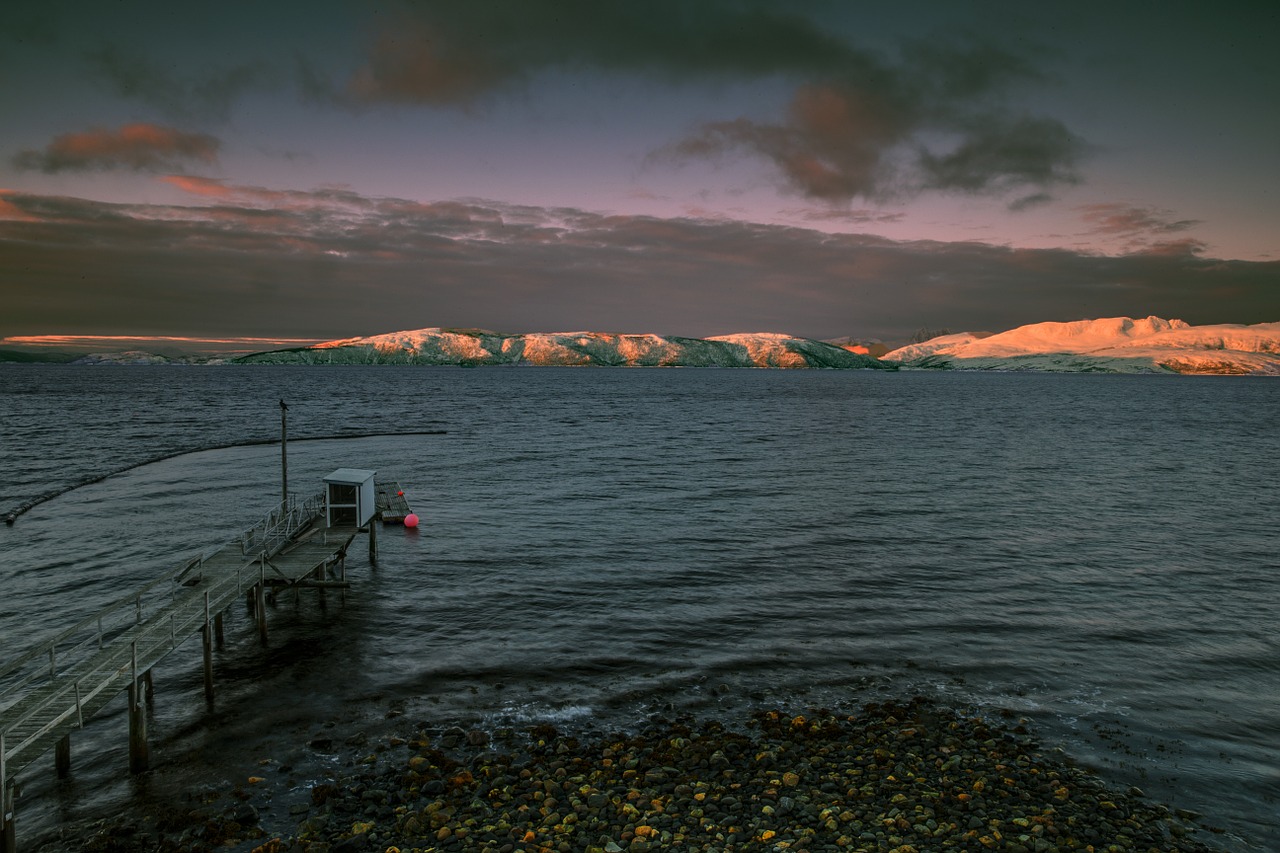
62;697;1220;853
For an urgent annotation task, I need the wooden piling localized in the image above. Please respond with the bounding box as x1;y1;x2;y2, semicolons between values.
368;516;378;559
2;732;13;853
2;790;14;853
202;625;214;703
315;559;327;608
142;670;154;708
127;682;148;774
255;584;268;646
54;735;70;779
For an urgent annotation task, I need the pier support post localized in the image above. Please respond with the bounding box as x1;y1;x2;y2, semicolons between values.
2;791;14;853
316;560;328;609
255;584;268;646
55;735;70;779
3;736;14;853
128;682;149;774
368;517;378;560
142;669;154;708
202;625;215;703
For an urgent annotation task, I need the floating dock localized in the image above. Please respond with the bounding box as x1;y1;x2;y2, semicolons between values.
0;478;414;853
375;480;415;524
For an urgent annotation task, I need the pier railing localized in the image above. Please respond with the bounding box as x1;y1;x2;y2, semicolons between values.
1;576;231;780
0;491;325;715
239;492;325;557
0;554;207;708
1;487;355;848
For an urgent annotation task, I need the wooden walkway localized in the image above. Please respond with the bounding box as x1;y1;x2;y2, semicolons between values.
0;486;396;852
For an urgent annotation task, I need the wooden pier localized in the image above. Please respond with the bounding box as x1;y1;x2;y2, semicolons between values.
0;480;413;853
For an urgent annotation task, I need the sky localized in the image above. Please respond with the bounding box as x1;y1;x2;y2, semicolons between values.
1;0;1277;351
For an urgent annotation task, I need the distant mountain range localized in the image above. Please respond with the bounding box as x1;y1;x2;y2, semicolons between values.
4;318;1278;374
234;329;888;369
883;317;1280;375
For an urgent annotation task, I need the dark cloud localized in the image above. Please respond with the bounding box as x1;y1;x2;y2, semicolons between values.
1008;192;1054;212
668;82;913;202
663;49;1083;204
344;3;1084;205
780;207;906;225
1140;238;1207;258
84;44;275;121
2;187;1271;343
346;0;855;104
1080;203;1202;236
918;115;1082;192
12;124;220;173
896;37;1046;103
1078;204;1205;254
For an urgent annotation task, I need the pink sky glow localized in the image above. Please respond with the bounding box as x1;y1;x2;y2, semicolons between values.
0;3;1275;347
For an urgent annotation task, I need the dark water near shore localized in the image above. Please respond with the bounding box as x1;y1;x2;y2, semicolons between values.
1;365;1277;850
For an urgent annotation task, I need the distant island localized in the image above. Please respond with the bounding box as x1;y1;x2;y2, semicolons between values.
4;317;1278;374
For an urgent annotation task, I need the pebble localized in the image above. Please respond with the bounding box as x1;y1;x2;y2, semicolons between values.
70;697;1222;853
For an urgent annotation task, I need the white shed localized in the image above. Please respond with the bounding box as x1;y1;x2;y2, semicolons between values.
323;468;376;527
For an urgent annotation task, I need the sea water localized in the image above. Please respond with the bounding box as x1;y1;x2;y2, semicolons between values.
0;365;1276;850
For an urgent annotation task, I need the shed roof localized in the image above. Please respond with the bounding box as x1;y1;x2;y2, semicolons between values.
323;467;376;484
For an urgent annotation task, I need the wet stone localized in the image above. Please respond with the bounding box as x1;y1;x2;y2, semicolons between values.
69;698;1225;853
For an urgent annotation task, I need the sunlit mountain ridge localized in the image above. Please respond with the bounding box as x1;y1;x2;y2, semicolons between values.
6;319;1278;373
235;329;890;369
884;317;1280;374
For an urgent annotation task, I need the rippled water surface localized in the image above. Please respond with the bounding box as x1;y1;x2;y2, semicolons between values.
1;365;1277;850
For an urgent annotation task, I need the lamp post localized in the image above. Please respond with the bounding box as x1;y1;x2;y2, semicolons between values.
280;399;288;505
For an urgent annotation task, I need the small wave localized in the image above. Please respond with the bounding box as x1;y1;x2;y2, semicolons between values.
2;430;446;525
491;702;597;725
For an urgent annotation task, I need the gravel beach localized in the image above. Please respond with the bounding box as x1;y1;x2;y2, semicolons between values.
66;697;1221;853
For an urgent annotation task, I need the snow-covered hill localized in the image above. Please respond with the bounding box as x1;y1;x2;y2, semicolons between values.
884;317;1280;375
236;329;890;369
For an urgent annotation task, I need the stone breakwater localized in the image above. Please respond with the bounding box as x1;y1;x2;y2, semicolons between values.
76;698;1220;853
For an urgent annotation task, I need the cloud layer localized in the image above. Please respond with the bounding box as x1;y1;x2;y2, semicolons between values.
13;123;220;173
1;184;1272;342
84;45;274;122
345;1;857;104
343;3;1083;205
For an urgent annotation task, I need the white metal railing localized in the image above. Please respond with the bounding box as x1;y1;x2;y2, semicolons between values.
0;489;327;712
0;554;203;704
0;581;220;793
1;490;330;827
240;492;325;557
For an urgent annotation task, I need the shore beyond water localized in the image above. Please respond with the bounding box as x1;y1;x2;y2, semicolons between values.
63;698;1222;853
